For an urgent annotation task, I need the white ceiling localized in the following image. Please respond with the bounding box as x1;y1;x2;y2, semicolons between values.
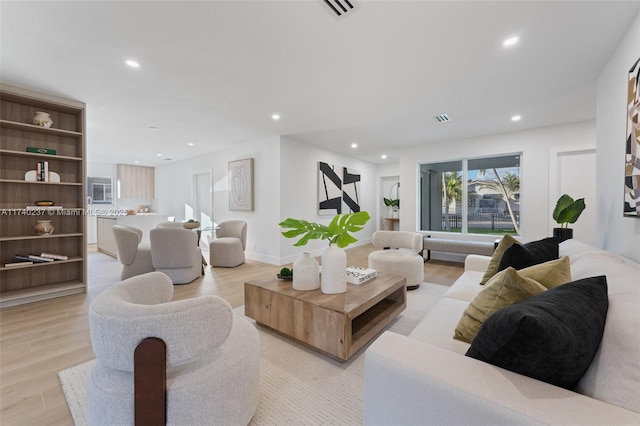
2;1;639;166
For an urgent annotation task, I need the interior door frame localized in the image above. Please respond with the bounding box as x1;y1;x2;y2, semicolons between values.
191;168;213;248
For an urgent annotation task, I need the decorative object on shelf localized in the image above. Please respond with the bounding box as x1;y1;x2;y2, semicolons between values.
624;56;640;217
277;267;293;281
34;200;55;206
34;220;54;235
279;211;371;294
24;170;60;182
32;111;53;128
228;158;254;211
292;252;320;291
182;219;200;230
552;194;586;242
26;146;57;155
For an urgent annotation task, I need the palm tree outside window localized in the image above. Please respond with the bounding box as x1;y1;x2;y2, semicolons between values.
420;154;521;235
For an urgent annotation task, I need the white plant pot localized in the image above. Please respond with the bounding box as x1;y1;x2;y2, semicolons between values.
321;243;347;294
292;252;320;291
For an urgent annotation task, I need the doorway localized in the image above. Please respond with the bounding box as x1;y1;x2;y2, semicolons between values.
192;169;213;249
550;148;596;245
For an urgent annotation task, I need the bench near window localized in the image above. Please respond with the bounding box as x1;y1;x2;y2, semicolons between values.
423;237;497;261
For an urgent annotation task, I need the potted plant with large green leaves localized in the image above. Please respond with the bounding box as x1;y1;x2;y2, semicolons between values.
383;197;399;218
552;194;586;242
279;211;371;294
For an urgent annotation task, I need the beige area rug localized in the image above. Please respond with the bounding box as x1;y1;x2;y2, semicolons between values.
59;282;449;425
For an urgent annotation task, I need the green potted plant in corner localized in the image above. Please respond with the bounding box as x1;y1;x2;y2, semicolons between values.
552;194;586;242
279;211;371;294
383;198;399;218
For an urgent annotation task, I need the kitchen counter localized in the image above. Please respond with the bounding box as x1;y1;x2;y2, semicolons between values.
97;214;169;258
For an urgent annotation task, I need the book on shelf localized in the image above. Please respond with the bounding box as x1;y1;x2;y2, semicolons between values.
36;161;50;182
27;146;57;155
4;261;34;268
28;255;55;262
346;266;377;284
40;252;68;260
14;255;50;263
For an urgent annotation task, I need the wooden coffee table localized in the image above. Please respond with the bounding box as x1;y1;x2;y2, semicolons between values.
244;273;406;362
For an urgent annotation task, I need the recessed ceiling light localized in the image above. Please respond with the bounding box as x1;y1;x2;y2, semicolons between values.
125;59;140;68
271;113;280;121
134;160;140;164
148;126;158;130
511;115;522;122
503;36;519;47
157;153;162;157
351;143;358;149
187;142;194;146
381;154;387;159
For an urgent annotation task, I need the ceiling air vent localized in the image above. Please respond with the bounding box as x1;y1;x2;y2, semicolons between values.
322;0;356;18
434;113;450;122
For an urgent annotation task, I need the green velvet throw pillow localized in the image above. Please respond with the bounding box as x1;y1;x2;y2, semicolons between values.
454;267;547;344
517;256;572;289
479;234;519;285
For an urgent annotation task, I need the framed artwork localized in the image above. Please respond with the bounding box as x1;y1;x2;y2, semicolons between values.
317;161;361;215
229;158;253;211
624;57;640;217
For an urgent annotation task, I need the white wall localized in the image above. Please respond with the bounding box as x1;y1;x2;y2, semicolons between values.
155;136;281;264
596;11;640;262
279;136;378;263
155;136;376;265
398;121;597;243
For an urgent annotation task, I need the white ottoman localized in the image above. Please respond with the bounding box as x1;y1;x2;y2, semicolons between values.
368;249;424;290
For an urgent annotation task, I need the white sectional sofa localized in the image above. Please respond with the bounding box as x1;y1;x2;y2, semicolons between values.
364;239;640;425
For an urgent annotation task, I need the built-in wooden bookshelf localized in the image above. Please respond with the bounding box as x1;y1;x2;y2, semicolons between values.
0;84;87;308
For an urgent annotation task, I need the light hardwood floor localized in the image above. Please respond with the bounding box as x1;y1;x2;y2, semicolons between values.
0;244;463;425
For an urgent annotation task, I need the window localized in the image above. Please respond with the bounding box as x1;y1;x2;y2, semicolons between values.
87;177;113;204
419;155;521;235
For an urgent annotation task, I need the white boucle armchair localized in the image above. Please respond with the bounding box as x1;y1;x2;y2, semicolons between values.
112;225;154;280
210;220;247;267
149;227;202;284
87;272;260;425
368;230;424;290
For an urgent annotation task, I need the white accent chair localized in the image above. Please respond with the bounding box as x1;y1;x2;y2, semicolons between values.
87;272;260;425
368;231;424;290
149;227;202;284
209;220;247;267
112;225;154;280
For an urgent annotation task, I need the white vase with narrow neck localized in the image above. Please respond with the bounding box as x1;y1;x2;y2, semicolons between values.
321;243;347;294
292;252;320;291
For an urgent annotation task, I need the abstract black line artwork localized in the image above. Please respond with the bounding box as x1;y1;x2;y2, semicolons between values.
317;162;361;215
229;158;254;211
318;162;342;215
342;167;361;213
625;57;640;217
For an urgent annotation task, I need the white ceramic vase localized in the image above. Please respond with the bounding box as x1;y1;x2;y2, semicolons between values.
321;243;347;294
292;252;320;291
33;111;53;128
